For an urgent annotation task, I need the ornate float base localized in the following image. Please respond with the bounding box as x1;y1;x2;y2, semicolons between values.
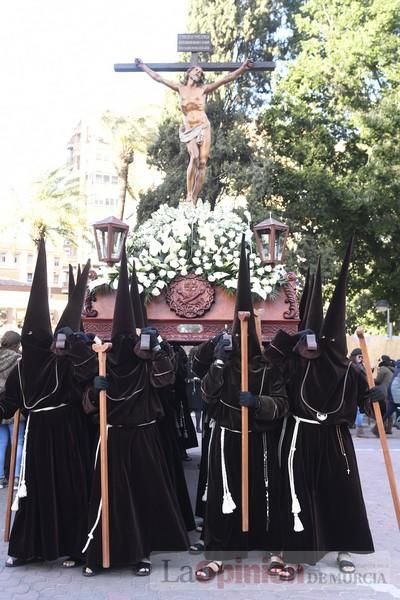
82;275;299;343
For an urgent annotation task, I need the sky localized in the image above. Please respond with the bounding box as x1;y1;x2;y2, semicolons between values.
0;0;187;201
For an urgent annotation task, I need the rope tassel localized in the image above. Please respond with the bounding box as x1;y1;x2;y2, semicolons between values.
222;491;237;514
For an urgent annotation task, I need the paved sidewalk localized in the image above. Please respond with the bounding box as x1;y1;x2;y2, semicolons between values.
0;426;399;600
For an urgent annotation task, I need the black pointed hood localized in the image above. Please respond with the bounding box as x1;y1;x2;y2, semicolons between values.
140;293;148;327
129;261;145;330
21;238;53;350
111;245;136;340
320;236;354;359
55;260;90;333
304;258;323;334
298;272;314;331
231;235;260;358
298;267;310;330
68;264;75;299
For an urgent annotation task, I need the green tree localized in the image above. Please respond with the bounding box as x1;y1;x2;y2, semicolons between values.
255;0;400;331
27;166;89;246
102;110;156;220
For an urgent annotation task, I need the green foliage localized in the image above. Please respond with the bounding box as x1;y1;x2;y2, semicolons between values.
28;167;89;246
252;0;400;331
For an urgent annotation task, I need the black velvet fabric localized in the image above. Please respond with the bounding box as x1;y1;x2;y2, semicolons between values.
195;409;212;519
2;346;95;561
270;336;374;565
171;344;198;451
204;424;283;560
280;418;374;564
158;387;196;531
200;354;288;560
9;403;91;560
84;338;189;569
85;423;189;570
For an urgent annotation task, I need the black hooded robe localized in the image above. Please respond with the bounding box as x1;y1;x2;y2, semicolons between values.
83;339;189;571
278;349;374;565
199;349;288;560
0;341;95;562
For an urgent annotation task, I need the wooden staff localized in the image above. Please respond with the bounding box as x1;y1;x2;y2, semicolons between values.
93;342;112;567
356;327;400;528
238;311;250;532
4;409;21;542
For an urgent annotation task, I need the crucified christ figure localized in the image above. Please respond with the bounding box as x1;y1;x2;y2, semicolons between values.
135;58;253;205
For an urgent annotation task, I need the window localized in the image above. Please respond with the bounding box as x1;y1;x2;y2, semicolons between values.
14;254;20;264
27;273;33;283
103;175;110;184
0;253;6;263
54;257;60;267
27;254;33;264
53;274;59;285
112;176;118;185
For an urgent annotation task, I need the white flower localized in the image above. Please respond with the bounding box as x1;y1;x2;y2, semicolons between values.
208;274;216;282
156;280;166;289
167;271;176;279
203;262;212;270
170;259;180;269
149;238;162;257
178;249;186;257
180;266;188;276
152;287;161;296
159;269;166;278
148;273;156;281
192;257;201;266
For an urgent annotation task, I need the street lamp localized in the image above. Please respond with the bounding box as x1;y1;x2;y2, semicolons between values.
375;299;392;338
253;216;289;265
93;216;129;266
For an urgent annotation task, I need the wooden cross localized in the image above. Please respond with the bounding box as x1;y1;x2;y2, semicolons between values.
114;32;275;74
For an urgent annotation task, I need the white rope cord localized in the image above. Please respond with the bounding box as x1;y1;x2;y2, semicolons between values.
220;427;236;514
18;359;60;410
287;415;320;532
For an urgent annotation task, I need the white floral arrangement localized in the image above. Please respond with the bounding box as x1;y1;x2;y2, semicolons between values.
126;199;288;301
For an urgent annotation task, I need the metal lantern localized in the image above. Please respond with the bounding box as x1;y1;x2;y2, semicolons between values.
253;216;289;265
93;216;129;266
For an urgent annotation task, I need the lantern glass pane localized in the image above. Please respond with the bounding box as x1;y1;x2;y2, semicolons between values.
111;230;123;259
275;230;285;260
96;229;108;260
260;232;271;260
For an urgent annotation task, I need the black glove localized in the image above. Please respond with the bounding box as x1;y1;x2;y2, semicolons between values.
140;327;161;351
239;391;260;409
71;331;91;344
365;385;386;417
214;337;231;362
210;332;225;347
94;376;108;391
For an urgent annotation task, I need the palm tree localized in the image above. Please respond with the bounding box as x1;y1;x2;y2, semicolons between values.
102;111;156;221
